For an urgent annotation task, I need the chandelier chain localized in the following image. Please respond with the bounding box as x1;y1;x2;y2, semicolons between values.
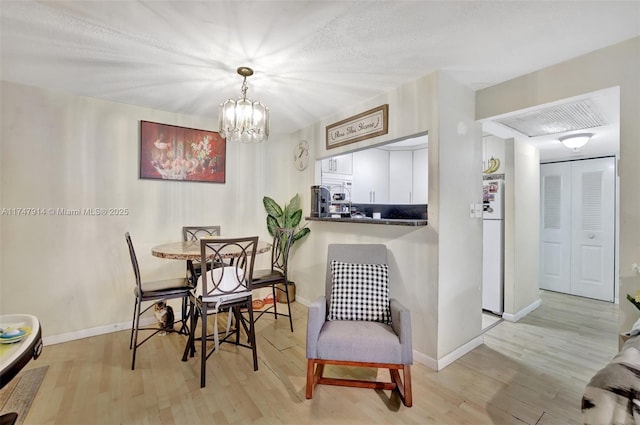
241;77;248;99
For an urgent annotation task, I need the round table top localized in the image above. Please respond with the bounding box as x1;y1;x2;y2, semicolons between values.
152;239;271;261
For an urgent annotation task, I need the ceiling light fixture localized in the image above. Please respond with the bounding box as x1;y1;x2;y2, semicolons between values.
559;133;593;151
218;67;269;143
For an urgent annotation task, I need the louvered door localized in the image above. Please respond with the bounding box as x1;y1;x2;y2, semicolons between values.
569;157;615;301
540;157;615;301
540;163;572;294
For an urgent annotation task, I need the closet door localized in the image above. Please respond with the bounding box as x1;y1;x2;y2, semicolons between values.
540;157;615;301
569;157;615;301
540;162;572;294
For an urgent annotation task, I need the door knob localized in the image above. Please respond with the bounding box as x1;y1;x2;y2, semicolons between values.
588;233;595;239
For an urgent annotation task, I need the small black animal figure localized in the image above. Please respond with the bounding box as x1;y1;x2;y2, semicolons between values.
154;300;174;335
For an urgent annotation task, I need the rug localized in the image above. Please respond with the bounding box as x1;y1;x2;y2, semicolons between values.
0;366;48;425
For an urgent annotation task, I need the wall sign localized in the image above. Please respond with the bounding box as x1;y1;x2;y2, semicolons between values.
326;104;388;149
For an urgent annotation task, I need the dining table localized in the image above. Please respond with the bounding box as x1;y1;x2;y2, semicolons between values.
151;238;272;261
151;237;272;363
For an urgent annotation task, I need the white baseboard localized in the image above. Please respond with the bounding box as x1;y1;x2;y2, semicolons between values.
413;350;438;370
412;334;484;371
294;295;311;307
43;297;314;346
43;316;157;346
502;298;541;322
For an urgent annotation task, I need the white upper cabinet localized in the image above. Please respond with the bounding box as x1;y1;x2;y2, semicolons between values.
352;149;389;203
319;134;428;205
321;153;352;175
389;151;413;203
412;148;428;204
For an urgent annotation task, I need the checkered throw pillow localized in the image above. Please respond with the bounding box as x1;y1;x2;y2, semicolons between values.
328;260;391;325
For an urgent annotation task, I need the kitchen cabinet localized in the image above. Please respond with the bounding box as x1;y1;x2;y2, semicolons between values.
388;148;428;204
321;153;352;175
318;135;428;205
412;148;428;204
389;151;413;203
352;149;389;203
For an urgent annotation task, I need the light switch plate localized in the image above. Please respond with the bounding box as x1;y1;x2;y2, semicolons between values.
474;203;483;218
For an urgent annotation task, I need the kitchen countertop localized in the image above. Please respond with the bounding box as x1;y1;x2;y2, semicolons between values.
305;216;427;226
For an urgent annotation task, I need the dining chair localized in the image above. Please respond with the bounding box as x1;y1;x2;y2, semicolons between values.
182;226;222;284
305;243;413;406
183;236;259;388
251;227;295;331
125;232;195;370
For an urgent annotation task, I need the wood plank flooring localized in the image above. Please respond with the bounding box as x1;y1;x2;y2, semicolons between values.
18;290;618;424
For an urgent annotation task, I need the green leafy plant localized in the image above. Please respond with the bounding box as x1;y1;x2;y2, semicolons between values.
627;291;640;312
263;193;311;244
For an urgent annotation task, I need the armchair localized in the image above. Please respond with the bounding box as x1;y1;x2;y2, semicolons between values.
305;243;413;406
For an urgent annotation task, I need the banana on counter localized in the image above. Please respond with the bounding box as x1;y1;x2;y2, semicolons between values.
483;157;501;174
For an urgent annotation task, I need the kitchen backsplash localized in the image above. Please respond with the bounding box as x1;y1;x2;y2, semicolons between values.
350;203;427;220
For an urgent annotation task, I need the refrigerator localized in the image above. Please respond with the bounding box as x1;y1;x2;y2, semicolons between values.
482;178;504;315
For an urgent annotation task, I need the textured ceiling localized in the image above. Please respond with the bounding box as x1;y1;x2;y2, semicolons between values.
1;1;639;135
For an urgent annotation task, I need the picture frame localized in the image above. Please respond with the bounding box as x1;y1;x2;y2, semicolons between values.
326;104;389;149
139;121;226;183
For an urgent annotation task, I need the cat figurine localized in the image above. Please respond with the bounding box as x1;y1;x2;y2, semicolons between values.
154;300;174;336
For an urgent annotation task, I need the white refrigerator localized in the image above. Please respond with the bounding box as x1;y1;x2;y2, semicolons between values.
482;179;504;315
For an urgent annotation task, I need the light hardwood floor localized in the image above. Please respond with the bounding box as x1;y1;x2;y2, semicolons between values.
19;290;618;424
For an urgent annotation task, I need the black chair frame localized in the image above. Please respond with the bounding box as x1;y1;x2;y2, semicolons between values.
125;232;194;370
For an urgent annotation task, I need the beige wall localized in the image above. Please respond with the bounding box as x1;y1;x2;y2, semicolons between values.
477;37;640;333
0;81;274;337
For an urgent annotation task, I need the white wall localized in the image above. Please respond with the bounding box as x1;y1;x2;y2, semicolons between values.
0;81;274;337
482;135;506;174
512;140;541;315
476;37;640;334
490;137;541;321
435;72;483;358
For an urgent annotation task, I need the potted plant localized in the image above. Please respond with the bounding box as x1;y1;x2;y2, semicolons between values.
263;193;311;302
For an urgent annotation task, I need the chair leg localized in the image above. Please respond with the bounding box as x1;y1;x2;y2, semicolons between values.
129;297;138;350
305;359;324;399
403;366;412;407
247;299;258;371
178;295;189;335
131;298;142;370
271;284;278;319
283;281;294;332
305;359;315;399
182;298;197;361
200;305;207;388
390;366;412;407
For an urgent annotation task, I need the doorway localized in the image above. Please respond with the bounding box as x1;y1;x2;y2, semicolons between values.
540;157;616;302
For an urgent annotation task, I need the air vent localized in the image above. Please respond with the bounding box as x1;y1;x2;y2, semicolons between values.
496;99;608;137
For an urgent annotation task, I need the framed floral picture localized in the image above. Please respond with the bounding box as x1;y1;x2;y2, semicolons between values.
139;121;226;183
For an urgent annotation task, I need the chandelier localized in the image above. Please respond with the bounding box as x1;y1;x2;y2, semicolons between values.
218;67;270;143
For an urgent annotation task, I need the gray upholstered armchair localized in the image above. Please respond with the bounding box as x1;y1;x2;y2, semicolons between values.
305;244;413;407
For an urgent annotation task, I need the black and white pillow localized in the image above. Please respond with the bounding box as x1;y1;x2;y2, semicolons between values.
328;260;391;325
